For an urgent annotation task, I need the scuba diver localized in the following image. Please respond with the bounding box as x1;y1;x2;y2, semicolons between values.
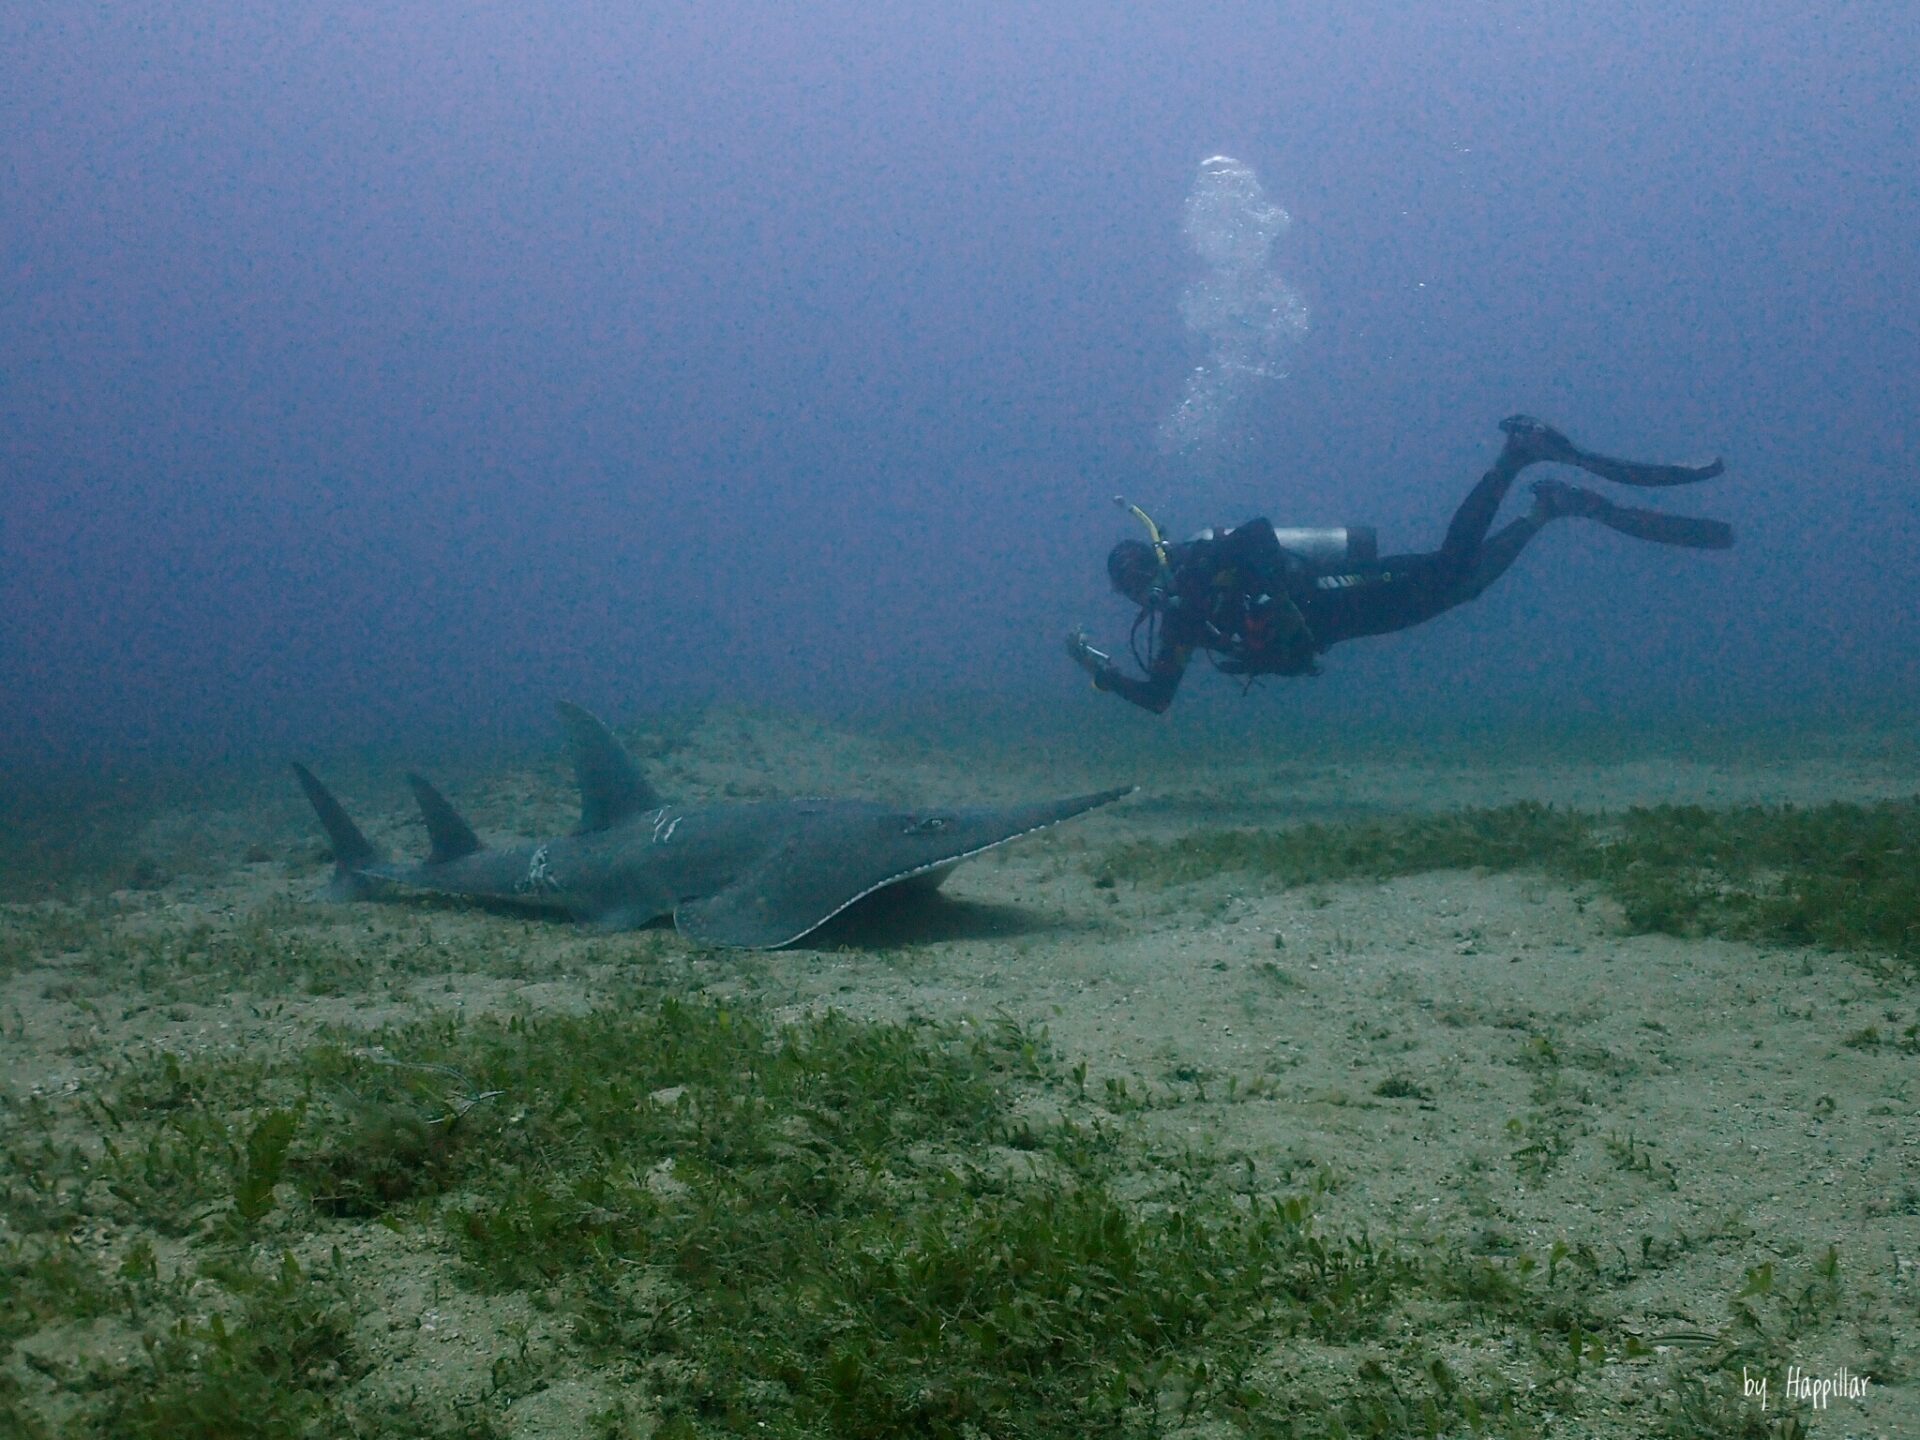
1068;415;1732;714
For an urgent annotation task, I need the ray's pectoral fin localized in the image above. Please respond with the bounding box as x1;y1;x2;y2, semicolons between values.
675;786;1134;950
673;833;836;950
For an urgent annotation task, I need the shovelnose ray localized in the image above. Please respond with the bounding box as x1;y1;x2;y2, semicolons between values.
293;701;1133;949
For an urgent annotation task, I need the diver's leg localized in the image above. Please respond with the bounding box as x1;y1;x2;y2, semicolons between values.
1591;505;1733;549
1531;479;1733;549
1456;515;1547;597
1453;477;1616;598
1437;424;1543;564
1502;414;1725;487
1443;469;1734;611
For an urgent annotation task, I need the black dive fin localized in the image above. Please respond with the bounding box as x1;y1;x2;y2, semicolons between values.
1566;447;1725;489
554;700;665;833
1596;504;1734;550
404;773;484;863
292;763;388;898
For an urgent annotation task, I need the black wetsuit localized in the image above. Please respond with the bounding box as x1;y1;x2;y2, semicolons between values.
1089;417;1730;714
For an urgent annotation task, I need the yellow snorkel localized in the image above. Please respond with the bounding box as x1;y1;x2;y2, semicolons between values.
1113;494;1176;608
1113;494;1169;565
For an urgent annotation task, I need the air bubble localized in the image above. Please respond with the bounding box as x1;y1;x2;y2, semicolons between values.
1158;156;1308;464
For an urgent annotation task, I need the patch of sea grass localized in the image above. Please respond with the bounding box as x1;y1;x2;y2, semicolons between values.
1097;801;1591;890
1096;797;1920;965
3;993;1870;1438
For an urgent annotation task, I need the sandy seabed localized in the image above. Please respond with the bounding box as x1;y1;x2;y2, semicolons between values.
4;704;1917;1437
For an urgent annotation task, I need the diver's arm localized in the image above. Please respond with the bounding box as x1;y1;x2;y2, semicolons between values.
1097;644;1189;714
1069;627;1189;714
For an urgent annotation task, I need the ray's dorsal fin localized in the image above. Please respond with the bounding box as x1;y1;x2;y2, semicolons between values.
405;773;483;864
554;700;665;833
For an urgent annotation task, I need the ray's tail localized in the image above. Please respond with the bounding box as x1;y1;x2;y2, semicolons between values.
291;763;389;898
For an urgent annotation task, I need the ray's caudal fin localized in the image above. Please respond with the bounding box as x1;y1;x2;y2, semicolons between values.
290;763;388;899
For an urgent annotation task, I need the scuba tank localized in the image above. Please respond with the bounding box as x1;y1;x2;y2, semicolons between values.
1270;525;1376;570
1183;524;1378;576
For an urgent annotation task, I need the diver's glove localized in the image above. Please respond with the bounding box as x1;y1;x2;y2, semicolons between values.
1066;627;1114;684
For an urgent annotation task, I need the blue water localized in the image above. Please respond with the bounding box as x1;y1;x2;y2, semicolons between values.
5;2;1916;773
